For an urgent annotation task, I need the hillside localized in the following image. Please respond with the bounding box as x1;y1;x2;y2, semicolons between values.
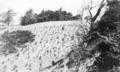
0;20;90;72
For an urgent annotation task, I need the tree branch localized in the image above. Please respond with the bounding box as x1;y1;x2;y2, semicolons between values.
91;0;105;22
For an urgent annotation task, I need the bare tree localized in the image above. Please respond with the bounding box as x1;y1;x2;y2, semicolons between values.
0;9;15;26
80;0;105;30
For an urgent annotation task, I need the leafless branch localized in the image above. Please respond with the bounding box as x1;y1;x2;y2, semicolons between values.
91;0;105;22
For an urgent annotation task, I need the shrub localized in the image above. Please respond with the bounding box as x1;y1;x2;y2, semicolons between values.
20;9;38;25
0;30;35;55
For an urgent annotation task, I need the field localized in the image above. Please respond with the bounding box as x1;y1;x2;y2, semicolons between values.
0;20;91;72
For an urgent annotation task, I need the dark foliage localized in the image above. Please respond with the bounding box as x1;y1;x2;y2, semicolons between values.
20;9;38;25
20;8;80;25
66;46;83;68
0;30;35;55
84;0;120;72
66;43;92;69
66;0;120;71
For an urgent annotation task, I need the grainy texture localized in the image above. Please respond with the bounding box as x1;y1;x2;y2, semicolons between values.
0;21;89;72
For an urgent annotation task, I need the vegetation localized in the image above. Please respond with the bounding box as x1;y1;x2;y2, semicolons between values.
66;0;120;72
85;0;120;71
0;30;35;55
20;8;80;25
20;9;38;25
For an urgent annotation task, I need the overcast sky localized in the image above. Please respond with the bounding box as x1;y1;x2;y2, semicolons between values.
0;0;85;14
0;0;102;25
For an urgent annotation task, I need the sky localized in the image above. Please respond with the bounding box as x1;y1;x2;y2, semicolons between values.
0;0;102;25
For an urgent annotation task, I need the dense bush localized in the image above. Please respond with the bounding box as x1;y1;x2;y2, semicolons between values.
0;30;35;55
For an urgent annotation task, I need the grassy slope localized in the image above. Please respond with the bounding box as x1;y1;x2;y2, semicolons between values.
0;20;90;72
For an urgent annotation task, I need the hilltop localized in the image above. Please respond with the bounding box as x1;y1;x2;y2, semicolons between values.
0;20;90;72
